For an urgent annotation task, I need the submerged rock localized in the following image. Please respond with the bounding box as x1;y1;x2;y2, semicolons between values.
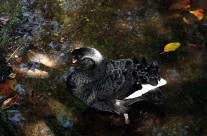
0;52;13;83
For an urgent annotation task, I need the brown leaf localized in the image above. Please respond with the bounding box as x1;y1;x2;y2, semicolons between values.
183;4;190;10
190;9;204;21
188;43;197;48
1;94;19;109
0;80;16;97
168;0;190;10
16;57;23;63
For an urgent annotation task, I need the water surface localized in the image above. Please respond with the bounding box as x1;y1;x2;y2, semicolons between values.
0;0;207;135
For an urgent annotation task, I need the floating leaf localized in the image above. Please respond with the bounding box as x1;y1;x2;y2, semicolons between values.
170;14;181;20
168;2;183;10
190;9;204;21
183;4;190;10
9;73;16;79
183;17;190;24
0;80;17;96
160;42;181;54
168;0;190;10
16;57;23;63
188;43;197;48
1;94;19;109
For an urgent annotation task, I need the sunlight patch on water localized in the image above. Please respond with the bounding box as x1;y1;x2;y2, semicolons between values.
28;51;58;68
14;66;49;78
24;121;55;136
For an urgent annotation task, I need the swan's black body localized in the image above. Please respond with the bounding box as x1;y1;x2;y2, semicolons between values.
67;47;166;115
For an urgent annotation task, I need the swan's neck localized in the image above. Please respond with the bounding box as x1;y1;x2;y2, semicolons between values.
83;48;103;65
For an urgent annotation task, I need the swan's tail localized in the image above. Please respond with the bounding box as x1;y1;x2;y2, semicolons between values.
124;58;167;100
132;58;161;86
125;78;167;99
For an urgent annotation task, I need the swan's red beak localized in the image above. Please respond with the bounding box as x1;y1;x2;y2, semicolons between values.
72;57;77;64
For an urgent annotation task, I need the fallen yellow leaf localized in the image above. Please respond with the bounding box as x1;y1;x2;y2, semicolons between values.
190;9;204;21
183;17;190;24
160;42;181;54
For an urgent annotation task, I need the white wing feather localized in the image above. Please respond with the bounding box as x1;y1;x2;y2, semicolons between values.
125;78;167;99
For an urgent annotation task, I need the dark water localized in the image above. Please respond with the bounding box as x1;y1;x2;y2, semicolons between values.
0;0;207;135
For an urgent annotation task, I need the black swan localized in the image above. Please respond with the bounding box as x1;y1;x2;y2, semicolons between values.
67;47;167;123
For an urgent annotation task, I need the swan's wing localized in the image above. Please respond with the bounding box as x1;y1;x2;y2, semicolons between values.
124;78;167;99
80;59;136;100
74;59;166;114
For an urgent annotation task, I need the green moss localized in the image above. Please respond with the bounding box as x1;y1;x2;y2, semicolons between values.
0;0;21;48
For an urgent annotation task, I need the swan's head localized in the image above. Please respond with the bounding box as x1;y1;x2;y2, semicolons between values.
71;47;103;65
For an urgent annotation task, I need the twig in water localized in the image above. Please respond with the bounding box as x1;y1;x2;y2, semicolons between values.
6;43;23;62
